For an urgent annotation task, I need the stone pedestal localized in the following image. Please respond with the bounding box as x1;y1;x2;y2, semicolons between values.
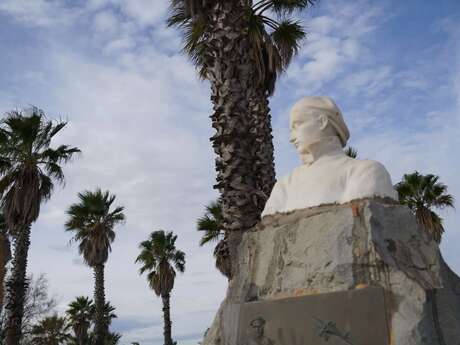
203;199;460;345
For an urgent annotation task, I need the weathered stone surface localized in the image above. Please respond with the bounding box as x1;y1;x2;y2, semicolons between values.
203;199;460;345
236;287;389;345
433;257;460;345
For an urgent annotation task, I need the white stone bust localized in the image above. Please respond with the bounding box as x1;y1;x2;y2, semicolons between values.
261;96;397;217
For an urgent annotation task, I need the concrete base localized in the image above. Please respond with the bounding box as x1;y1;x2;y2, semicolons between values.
203;199;460;345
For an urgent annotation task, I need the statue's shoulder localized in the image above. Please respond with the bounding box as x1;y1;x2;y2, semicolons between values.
346;158;390;176
344;158;397;200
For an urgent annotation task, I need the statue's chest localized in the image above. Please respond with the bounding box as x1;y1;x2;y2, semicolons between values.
284;162;348;209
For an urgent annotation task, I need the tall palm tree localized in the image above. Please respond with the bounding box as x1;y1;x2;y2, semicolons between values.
0;110;80;344
65;189;125;345
66;296;93;345
168;0;316;231
395;171;455;243
31;314;72;345
0;212;11;312
197;199;231;278
135;230;185;345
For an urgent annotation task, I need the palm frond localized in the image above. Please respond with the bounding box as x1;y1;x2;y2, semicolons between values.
344;147;358;158
65;189;124;267
135;230;186;296
396;171;454;243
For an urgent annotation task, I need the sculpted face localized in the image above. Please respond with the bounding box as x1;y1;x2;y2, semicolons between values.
289;106;330;156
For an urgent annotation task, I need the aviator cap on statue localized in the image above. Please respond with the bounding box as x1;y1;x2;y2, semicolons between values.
292;96;350;147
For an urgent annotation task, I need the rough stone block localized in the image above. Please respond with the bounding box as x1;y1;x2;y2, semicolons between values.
202;200;459;345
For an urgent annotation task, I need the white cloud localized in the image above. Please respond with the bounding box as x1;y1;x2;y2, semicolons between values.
119;0;169;27
0;0;78;27
1;1;460;344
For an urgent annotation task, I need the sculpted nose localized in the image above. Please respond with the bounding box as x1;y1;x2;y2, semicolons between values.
289;131;296;143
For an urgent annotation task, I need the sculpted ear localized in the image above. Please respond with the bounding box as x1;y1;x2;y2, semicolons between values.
318;113;329;130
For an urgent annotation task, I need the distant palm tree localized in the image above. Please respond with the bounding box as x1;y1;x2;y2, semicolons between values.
0;212;11;312
86;300;118;345
97;301;117;330
31;314;72;345
66;296;93;345
0;110;80;345
395;172;455;243
105;332;122;345
168;0;317;231
345;147;358;158
197;199;231;278
65;189;125;345
136;231;186;345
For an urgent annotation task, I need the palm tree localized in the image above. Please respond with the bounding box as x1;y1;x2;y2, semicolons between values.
135;230;185;345
168;0;316;231
98;301;117;330
66;296;93;345
65;189;125;345
0;212;11;312
0;110;80;344
31;314;72;345
345;147;358;158
105;332;122;345
395;172;455;243
197;199;231;278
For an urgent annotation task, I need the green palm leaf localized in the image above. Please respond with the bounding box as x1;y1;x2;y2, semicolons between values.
395;171;455;243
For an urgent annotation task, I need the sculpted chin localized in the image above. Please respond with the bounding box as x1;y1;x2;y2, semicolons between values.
261;96;397;218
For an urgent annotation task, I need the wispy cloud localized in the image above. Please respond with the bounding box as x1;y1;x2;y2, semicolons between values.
1;1;459;344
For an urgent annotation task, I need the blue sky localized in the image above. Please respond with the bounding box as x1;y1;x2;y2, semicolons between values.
0;1;459;344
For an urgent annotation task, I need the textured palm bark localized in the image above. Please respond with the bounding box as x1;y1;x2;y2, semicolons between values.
250;90;276;211
0;232;11;313
214;236;231;279
93;264;106;345
204;1;261;233
161;293;173;345
74;323;89;345
5;224;31;345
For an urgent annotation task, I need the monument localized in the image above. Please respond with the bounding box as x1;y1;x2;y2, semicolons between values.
262;96;397;217
203;97;460;345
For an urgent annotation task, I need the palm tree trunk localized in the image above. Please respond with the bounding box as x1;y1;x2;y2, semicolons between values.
4;224;31;345
205;1;260;233
250;90;276;211
0;232;11;313
161;293;173;345
93;264;106;345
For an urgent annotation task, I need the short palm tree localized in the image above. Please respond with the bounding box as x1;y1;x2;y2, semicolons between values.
136;230;185;345
31;314;72;345
0;212;11;312
105;332;122;345
66;296;93;345
197;199;231;278
0;110;79;344
65;189;125;345
345;147;358;158
395;172;455;243
98;301;117;330
168;0;316;229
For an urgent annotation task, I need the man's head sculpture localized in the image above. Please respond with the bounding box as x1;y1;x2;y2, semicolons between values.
261;96;397;217
289;97;350;164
